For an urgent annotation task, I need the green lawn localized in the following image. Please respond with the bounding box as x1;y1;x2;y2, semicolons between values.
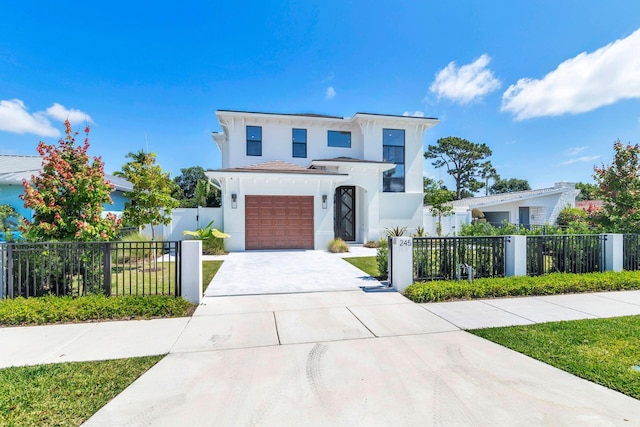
471;315;640;400
202;260;223;292
344;256;380;278
0;356;163;427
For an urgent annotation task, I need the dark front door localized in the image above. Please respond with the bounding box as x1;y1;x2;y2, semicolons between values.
335;186;356;241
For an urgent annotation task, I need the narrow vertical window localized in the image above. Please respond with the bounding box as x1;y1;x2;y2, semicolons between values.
246;126;262;156
383;129;405;192
292;128;307;158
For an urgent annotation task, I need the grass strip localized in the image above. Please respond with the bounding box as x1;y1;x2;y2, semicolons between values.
0;295;195;326
471;316;640;400
405;270;640;303
344;256;380;278
0;355;163;427
202;260;223;292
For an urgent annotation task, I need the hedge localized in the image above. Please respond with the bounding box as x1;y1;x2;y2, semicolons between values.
404;271;640;303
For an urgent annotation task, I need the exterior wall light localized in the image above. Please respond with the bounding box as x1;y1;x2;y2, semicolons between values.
231;193;237;209
322;194;327;209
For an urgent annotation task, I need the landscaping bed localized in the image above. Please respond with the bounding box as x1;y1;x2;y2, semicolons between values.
0;295;195;326
405;271;640;303
471;316;640;400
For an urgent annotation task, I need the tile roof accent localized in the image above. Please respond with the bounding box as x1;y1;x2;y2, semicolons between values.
211;160;347;175
311;157;392;165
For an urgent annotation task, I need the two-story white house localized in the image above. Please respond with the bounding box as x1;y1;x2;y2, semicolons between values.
207;110;439;251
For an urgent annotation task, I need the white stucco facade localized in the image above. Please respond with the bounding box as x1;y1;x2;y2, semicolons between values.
208;110;438;251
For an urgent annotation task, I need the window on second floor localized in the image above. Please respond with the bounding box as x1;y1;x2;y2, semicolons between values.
292;128;307;158
328;130;351;148
246;126;262;156
383;128;405;192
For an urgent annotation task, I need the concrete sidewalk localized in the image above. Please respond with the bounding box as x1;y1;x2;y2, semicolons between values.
2;290;640;369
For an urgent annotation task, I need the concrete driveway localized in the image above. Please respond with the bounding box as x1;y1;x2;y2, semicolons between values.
84;289;640;426
204;249;381;296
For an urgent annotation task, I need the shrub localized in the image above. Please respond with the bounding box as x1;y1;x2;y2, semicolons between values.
363;240;379;248
328;238;349;253
557;207;587;226
385;226;407;236
0;295;195;326
183;220;229;255
412;226;426;237
376;238;388;278
404;271;640;303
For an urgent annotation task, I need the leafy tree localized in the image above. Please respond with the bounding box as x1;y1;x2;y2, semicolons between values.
575;181;599;201
20;120;121;241
592;140;640;233
479;161;499;196
423;178;455;236
490;177;531;194
173;166;221;207
115;150;179;240
424;136;492;200
423;177;455;205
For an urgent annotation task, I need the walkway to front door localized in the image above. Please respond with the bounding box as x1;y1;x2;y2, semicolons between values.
205;249;379;296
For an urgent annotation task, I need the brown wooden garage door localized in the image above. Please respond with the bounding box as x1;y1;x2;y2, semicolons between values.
245;196;314;250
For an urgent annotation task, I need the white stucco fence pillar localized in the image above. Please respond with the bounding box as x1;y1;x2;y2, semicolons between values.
181;240;203;304
505;235;527;277
390;237;414;293
603;234;623;272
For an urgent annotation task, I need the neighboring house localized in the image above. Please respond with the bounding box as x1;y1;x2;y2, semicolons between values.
207;110;439;251
0;155;133;221
424;182;580;236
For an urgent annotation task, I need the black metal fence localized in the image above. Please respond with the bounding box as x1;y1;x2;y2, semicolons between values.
413;236;506;281
0;241;181;298
623;234;640;271
526;235;604;276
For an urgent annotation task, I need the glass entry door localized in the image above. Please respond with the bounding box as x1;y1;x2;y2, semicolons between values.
334;186;356;241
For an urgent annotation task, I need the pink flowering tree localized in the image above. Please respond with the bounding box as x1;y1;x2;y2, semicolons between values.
21;120;121;241
592;140;640;233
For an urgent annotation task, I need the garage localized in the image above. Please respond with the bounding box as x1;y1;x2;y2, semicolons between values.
245;196;314;250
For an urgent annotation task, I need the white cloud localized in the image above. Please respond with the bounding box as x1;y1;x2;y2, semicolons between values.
564;146;587;156
402;111;425;117
325;86;336;100
429;54;501;104
45;103;93;124
560;155;600;166
502;28;640;120
0;99;59;137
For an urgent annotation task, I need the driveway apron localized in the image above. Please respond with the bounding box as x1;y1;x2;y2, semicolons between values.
204;250;380;296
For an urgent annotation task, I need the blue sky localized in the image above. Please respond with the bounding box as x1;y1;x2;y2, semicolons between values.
1;1;640;191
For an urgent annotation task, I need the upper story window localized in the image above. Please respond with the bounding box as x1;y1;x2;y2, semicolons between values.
246;126;262;156
328;130;351;148
292;128;307;158
383;128;405;192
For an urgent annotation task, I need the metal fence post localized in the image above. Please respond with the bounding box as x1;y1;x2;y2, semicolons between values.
103;242;112;296
7;243;13;299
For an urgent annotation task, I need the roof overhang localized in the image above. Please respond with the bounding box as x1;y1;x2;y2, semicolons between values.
310;159;395;172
